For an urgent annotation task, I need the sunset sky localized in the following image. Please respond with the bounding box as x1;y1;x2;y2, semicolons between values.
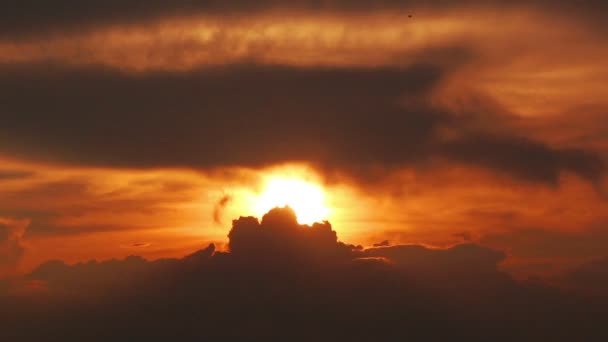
2;0;607;279
2;1;608;340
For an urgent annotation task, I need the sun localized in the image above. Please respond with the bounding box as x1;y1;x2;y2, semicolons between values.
254;177;329;225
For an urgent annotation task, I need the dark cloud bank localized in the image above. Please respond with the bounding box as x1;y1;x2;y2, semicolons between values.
0;62;604;187
1;207;607;341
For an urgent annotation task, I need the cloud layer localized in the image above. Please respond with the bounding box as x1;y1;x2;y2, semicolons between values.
0;62;603;187
2;1;607;38
2;207;607;340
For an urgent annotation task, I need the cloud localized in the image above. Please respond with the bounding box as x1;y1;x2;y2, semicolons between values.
0;175;207;238
0;219;27;278
1;1;607;39
364;243;505;272
0;170;33;181
480;228;608;260
0;62;603;188
130;242;151;248
227;207;354;266
561;257;608;295
2;207;606;340
212;194;232;225
438;133;606;186
475;226;608;279
373;240;390;247
453;231;472;241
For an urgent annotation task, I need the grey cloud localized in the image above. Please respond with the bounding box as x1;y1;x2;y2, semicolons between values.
0;61;603;187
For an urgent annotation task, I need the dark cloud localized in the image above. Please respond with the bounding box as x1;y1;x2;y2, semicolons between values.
0;178;199;237
439;133;606;186
0;181;104;237
0;170;34;181
454;231;472;241
0;210;77;239
212;194;232;225
478;227;608;278
0;62;603;187
0;62;444;172
364;243;506;276
480;228;608;260
1;1;607;38
0;226;9;243
2;207;607;340
373;239;391;247
228;207;354;266
129;242;151;248
561;257;608;296
0;223;25;277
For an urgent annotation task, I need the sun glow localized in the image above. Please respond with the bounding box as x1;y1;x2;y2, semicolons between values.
255;177;329;225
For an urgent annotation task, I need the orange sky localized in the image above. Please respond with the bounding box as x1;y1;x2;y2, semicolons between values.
2;156;606;277
1;4;607;279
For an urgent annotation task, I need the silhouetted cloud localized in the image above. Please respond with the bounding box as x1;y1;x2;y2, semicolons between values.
373;239;390;247
2;207;607;340
0;62;603;187
228;207;355;267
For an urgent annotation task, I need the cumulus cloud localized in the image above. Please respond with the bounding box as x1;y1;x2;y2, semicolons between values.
2;207;606;340
227;207;354;265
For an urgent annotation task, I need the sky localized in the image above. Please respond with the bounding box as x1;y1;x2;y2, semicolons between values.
2;0;607;276
1;1;608;339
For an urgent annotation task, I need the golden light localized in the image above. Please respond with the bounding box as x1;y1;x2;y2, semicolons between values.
254;177;329;225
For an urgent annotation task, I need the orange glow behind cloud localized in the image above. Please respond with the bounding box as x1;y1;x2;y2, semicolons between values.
254;177;329;225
